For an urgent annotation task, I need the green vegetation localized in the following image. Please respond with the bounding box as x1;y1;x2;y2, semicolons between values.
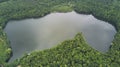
0;0;9;3
0;0;120;67
17;33;119;67
0;27;12;65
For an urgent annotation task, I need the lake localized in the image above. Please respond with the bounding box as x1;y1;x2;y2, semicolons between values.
4;11;116;62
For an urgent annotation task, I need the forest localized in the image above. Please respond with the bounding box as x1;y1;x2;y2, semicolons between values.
0;0;120;67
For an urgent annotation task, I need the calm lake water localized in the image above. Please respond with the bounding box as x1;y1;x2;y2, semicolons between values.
4;11;116;62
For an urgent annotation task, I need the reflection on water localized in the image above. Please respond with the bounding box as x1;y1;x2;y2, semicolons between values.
4;11;116;62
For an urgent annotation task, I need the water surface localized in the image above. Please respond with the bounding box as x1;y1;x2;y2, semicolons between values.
4;11;116;62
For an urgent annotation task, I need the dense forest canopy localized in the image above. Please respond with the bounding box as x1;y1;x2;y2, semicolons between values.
0;0;120;67
0;0;9;3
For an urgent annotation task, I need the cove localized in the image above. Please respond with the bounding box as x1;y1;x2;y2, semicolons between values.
4;11;116;62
